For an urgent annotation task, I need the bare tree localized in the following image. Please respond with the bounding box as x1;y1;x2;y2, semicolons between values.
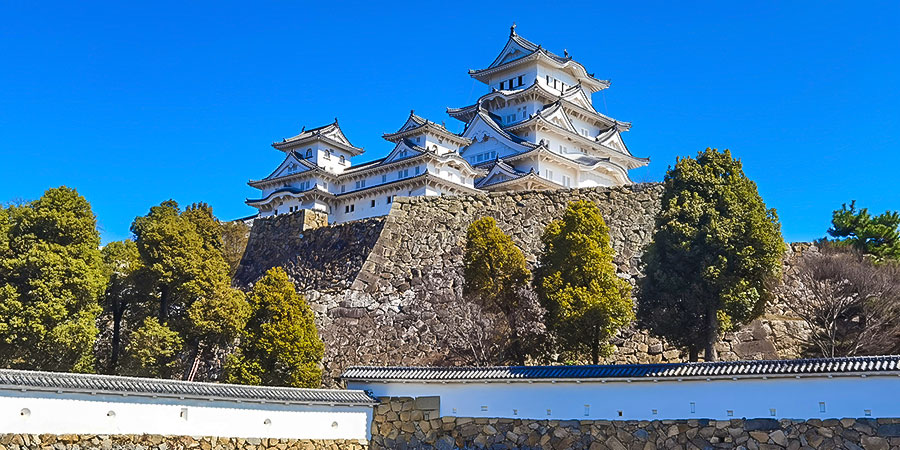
786;246;900;357
442;299;506;366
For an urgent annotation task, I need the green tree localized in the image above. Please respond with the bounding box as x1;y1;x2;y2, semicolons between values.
536;200;634;364
100;240;147;372
464;217;540;365
225;267;323;388
121;317;183;378
828;201;900;261
127;201;249;379
639;148;786;361
0;187;106;372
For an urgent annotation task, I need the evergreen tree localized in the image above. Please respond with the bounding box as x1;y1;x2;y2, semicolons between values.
121;317;183;378
828;200;900;261
100;240;146;372
225;267;323;388
639;148;785;361
536;200;633;364
127;201;249;379
463;217;541;365
0;187;106;372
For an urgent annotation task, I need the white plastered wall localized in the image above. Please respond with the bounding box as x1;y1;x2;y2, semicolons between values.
0;390;371;440
349;375;900;421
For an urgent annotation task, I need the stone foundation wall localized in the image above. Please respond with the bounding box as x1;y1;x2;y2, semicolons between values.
372;397;900;450
234;214;385;291
237;185;813;384
0;434;366;450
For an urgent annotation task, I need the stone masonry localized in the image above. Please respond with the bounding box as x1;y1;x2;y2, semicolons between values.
0;434;366;450
372;397;900;450
236;184;812;384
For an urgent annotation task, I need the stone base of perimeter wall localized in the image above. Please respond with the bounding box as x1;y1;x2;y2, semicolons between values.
372;397;900;450
0;434;367;450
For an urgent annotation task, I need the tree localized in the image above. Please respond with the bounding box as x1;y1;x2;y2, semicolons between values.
100;240;146;372
639;148;786;361
121;317;183;378
828;201;900;261
463;217;544;364
785;245;900;357
0;187;106;372
536;200;634;364
127;201;249;379
224;267;323;388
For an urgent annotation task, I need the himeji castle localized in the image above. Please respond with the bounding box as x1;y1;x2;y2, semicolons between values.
246;26;649;223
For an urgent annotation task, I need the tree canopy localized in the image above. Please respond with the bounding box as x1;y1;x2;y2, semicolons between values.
828;201;900;261
225;267;323;388
639;148;786;361
0;187;106;372
536;200;633;364
463;217;543;364
125;201;249;379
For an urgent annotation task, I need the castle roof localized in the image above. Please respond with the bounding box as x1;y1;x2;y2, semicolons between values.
382;110;473;147
448;81;630;130
272;119;364;156
469;25;610;93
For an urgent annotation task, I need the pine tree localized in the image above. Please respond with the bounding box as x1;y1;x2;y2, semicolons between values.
225;267;324;388
828;200;900;261
463;217;542;365
0;187;106;372
536;200;633;364
639;148;786;361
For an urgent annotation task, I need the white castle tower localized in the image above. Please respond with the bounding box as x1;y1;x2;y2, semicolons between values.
448;24;648;191
246;27;648;222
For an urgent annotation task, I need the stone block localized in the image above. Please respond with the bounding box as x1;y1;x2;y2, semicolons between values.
414;396;440;411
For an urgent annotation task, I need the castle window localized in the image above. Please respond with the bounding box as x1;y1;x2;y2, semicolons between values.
382;174;387;183
499;81;505;90
506;114;515;123
518;75;523;86
562;175;571;187
370;199;375;208
355;180;366;189
324;150;331;160
306;149;312;158
340;155;345;164
415;166;420;175
344;204;355;214
386;196;392;204
341;184;346;193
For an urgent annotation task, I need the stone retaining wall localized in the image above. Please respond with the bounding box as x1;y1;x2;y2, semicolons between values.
372;397;900;450
237;185;813;384
0;434;366;450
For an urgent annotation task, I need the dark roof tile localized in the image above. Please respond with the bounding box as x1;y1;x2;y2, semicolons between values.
342;355;900;382
0;369;376;405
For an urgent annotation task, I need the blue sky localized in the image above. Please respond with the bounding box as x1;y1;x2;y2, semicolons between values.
1;1;898;244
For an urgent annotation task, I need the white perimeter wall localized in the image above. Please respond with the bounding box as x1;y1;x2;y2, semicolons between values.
349;375;900;421
0;390;371;440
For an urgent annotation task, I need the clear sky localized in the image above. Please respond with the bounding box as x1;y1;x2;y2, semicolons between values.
1;1;898;244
